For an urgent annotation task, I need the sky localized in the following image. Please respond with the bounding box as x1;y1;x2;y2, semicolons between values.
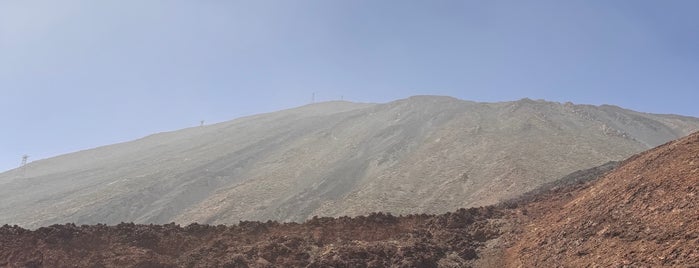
1;0;698;172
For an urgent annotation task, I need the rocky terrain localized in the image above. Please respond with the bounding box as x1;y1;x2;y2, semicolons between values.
1;131;697;267
505;131;699;267
0;208;502;267
1;96;698;228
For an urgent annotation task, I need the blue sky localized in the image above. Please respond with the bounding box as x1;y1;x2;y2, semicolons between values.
1;0;698;172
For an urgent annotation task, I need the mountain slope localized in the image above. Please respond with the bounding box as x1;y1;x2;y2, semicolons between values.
506;131;699;267
1;96;698;228
2;133;697;267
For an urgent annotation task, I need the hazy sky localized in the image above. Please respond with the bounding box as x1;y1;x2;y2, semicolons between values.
1;0;698;172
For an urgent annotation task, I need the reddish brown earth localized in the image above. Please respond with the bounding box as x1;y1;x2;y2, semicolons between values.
506;131;699;267
0;208;502;267
1;132;697;267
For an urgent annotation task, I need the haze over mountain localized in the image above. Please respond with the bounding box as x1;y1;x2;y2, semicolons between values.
1;96;698;228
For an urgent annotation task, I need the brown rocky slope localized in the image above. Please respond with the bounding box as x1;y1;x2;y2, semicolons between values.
505;132;699;266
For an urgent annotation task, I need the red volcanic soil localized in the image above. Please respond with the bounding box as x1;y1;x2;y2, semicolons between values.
2;132;698;267
0;208;501;267
506;132;699;267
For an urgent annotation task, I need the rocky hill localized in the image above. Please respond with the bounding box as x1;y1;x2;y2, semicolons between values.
1;96;698;228
505;131;699;267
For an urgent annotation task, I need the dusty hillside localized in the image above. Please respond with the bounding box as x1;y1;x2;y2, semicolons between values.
1;132;698;267
1;96;698;228
506;131;699;267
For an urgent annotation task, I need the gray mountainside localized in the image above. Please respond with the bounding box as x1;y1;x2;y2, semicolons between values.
1;96;698;228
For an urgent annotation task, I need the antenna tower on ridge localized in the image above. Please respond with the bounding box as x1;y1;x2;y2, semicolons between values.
21;155;29;178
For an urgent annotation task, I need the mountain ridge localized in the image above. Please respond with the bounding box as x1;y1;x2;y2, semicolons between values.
1;96;698;228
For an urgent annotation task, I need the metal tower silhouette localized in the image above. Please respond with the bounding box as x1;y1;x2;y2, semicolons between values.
21;155;29;178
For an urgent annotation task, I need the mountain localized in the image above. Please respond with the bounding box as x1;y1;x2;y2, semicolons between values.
505;131;699;267
1;96;698;228
1;132;697;267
